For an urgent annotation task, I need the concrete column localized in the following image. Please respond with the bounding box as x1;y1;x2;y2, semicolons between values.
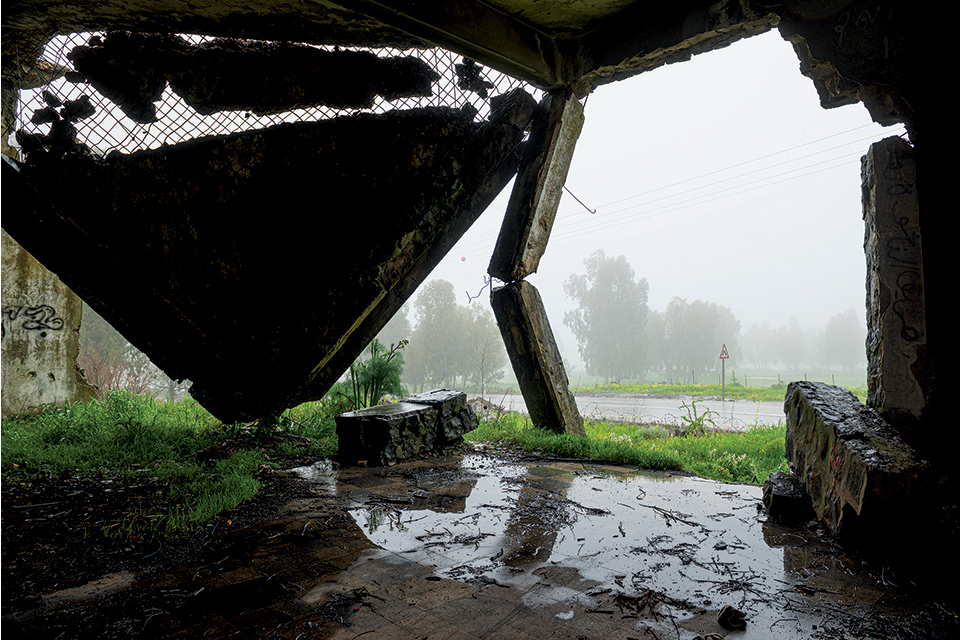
488;89;584;282
487;89;585;436
862;136;927;439
2;229;95;416
491;281;585;436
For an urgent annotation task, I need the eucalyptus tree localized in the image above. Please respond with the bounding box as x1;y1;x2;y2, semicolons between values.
657;297;741;383
818;309;866;372
563;250;650;384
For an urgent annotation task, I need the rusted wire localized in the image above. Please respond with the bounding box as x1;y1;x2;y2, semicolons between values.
8;30;537;160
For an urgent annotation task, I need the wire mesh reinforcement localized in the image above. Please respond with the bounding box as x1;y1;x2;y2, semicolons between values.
6;30;538;159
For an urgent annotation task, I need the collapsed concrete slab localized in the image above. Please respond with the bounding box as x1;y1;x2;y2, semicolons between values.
784;381;931;551
336;390;477;466
490;281;584;436
4;89;536;422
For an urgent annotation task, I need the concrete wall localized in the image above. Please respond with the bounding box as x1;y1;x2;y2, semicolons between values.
1;228;93;416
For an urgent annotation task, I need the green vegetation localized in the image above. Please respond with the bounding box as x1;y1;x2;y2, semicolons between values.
467;412;789;485
2;391;338;537
3;386;789;543
330;338;407;411
571;381;868;402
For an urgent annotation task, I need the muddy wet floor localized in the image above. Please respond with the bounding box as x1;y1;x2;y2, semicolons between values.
4;449;958;639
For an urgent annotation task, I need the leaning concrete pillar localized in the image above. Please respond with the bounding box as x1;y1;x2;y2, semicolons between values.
862;136;927;442
487;89;585;436
491;281;585;436
488;89;584;281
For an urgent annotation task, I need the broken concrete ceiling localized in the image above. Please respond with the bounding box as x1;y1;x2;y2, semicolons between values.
3;1;918;126
3;0;930;423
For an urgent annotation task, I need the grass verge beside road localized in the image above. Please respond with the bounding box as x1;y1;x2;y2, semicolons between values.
467;412;788;485
571;381;867;403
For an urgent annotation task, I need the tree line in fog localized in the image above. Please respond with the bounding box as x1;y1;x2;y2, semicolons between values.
77;253;866;401
562;250;866;385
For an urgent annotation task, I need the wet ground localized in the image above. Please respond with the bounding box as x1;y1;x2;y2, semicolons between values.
4;449;958;639
496;394;786;429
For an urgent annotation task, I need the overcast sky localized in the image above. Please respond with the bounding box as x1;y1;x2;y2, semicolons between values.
422;29;906;365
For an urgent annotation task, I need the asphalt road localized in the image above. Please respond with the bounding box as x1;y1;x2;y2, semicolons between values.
486;393;787;430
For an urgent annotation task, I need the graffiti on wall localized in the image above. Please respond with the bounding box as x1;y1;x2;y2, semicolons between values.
2;305;65;338
880;146;922;344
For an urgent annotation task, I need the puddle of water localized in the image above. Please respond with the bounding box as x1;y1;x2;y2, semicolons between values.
337;452;957;639
289;459;337;494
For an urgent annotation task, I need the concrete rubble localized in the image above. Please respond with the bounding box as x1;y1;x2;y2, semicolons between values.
336;390;479;466
784;381;932;555
761;471;815;525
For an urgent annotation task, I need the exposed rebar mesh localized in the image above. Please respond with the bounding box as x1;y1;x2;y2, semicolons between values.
6;30;538;158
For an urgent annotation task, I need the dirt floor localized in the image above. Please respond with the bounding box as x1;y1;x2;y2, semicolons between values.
3;449;958;639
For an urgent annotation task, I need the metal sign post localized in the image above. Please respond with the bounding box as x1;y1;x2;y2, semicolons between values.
719;343;729;401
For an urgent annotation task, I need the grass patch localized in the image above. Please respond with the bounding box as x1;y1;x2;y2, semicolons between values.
1;391;334;537
281;399;341;457
468;412;788;485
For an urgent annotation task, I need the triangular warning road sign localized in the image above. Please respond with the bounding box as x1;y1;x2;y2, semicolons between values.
719;344;729;359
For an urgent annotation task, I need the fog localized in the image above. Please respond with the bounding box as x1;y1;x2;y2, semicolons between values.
424;30;905;372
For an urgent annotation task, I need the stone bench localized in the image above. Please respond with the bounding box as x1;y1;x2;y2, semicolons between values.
336;389;478;466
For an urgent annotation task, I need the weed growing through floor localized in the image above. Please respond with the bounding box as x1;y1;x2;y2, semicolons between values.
467;412;788;485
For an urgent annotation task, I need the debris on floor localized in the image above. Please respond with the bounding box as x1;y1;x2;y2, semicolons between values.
4;450;958;639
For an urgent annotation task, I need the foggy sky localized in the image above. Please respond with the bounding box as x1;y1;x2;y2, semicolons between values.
424;30;906;367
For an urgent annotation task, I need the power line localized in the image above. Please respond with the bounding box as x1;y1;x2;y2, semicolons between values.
433;122;906;271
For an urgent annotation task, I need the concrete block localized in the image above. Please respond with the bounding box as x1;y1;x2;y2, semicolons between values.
762;471;815;525
785;381;930;548
336;402;438;467
402;389;478;447
490;281;584;436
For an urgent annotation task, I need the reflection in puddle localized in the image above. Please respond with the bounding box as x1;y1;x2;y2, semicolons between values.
338;452;954;639
289;459;337;494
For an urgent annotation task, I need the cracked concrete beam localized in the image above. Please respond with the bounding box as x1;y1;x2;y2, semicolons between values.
491;280;585;436
488;88;584;283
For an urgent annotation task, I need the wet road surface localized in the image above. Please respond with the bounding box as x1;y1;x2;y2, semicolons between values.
494;394;786;428
7;451;957;639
